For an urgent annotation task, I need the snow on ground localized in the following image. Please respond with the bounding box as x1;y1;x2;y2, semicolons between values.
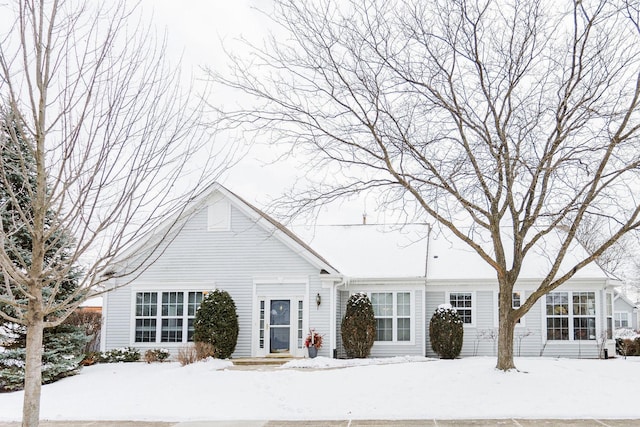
0;356;639;422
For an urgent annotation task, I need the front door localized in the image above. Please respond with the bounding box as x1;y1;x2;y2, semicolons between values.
256;297;304;357
269;299;290;353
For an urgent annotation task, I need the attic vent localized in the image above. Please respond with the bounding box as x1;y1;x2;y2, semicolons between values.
207;200;231;231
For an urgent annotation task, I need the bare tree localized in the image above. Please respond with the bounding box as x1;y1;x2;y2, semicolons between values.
0;1;234;425
211;0;640;371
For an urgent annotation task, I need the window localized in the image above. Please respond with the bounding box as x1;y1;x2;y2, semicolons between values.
187;292;204;341
370;292;411;342
135;292;157;342
615;312;630;329
134;291;204;343
449;292;473;324
546;292;595;341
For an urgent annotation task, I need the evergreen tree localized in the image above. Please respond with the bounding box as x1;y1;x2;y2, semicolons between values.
193;290;239;359
341;293;376;358
429;305;464;359
0;113;86;391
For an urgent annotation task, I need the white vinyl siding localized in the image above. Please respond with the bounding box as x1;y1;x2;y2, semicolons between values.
104;198;329;358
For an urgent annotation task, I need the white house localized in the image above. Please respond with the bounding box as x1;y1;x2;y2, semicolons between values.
101;183;618;359
614;292;638;331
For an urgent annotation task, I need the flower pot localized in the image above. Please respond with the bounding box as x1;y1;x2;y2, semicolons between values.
308;346;318;358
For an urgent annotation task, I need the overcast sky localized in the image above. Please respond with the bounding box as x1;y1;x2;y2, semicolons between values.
135;1;370;225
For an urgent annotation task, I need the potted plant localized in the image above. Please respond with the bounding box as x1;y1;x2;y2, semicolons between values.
305;329;323;358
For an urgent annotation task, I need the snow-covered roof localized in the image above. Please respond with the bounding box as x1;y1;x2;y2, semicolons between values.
293;224;430;278
294;223;609;282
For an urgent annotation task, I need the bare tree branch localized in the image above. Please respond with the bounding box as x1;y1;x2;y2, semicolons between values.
211;0;640;371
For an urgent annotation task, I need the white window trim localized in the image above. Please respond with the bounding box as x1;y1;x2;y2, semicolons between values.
614;311;630;329
493;291;526;327
544;291;598;342
361;290;416;345
129;285;213;346
447;291;476;327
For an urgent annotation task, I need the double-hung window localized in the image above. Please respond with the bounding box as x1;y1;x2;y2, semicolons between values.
546;291;596;341
135;291;204;343
135;292;157;342
370;292;411;342
449;292;473;324
614;312;630;329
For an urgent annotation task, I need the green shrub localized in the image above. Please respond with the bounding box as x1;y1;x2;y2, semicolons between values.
429;304;464;359
99;347;140;363
193;290;239;359
341;292;376;358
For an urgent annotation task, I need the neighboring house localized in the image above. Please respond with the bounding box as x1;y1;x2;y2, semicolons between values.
101;183;618;359
614;292;638;331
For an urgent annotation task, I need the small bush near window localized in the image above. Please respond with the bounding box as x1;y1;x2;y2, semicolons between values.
99;347;140;363
430;304;464;359
341;292;376;358
193;290;239;359
194;341;215;359
617;338;640;356
176;342;215;366
177;345;197;366
144;348;170;363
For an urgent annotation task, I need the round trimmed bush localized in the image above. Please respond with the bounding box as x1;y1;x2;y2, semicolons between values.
429;304;464;359
341;292;376;358
193;289;239;359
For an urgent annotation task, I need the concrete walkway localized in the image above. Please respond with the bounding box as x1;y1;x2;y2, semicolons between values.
1;420;640;426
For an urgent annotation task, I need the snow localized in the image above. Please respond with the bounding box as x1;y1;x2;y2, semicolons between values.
1;356;639;421
292;224;607;280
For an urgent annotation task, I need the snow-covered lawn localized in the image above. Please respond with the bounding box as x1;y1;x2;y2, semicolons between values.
0;356;639;422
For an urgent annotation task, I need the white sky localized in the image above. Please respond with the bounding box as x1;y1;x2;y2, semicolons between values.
137;0;370;225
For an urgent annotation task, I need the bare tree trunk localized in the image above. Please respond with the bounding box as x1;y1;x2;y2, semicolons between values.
22;298;44;427
496;290;516;371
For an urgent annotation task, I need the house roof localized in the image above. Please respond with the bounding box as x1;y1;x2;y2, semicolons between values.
115;182;339;275
292;223;430;278
294;223;610;282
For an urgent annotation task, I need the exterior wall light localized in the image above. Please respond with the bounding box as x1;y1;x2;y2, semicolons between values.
316;292;321;308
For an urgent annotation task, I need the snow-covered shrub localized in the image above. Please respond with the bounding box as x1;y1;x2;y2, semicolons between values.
0;324;87;392
193;290;239;359
429;304;464;359
341;292;376;358
99;347;140;363
615;328;640;340
144;348;170;363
